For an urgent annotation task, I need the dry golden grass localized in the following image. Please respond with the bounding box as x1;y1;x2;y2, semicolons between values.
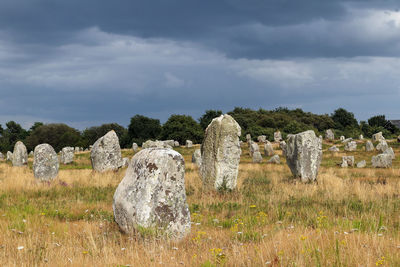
0;141;399;266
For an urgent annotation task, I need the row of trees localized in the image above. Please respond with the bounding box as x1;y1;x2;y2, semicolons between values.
0;107;398;153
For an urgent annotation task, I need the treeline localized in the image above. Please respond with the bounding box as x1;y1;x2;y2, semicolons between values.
0;107;398;153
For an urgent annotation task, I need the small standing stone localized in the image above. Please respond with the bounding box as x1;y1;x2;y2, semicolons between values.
267;155;280;164
340;136;345;141
264;141;275;156
372;154;392;168
328;145;340;152
12;141;28;167
383;147;395;160
33;144;59;181
341;156;354;168
325;129;334;141
121;157;129;168
192;149;202;166
280;141;287;156
132;143;138;152
90;130;123;172
0;152;4;160
372;132;385;142
359;134;364;140
257;135;267;143
376;140;388;152
185;140;193;148
246;134;251;143
342;138;353;143
174;141;180;147
60;147;74;164
249;142;259;157
356;160;366;168
365;141;374;152
6;151;12;161
74;147;80;153
344;141;357;151
274;131;282;142
252;151;263;163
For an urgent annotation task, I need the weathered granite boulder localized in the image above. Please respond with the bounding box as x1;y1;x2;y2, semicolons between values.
192;149;202;166
325;129;334;140
246;134;251;143
132;143;138;152
372;132;385;142
90;130;122;172
280;141;287;156
185;140;193;148
174;141;180;147
249;142;259;157
359;135;364;140
264;141;275;156
340;136;345;141
383;147;395;160
121;157;129;168
376;140;389;152
328;145;340;152
257;135;267;143
285;130;322;182
33;144;59;181
12;141;28;166
341;156;354;167
6;151;12;161
60;147;74;164
113;148;190;240
274;131;282;142
267;155;280;164
365;141;374;152
372;154;392;168
357;160;366;168
200;114;241;190
344;141;357;151
252;151;263;163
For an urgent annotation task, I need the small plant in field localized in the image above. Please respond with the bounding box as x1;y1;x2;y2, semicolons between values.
210;248;226;265
316;211;328;229
191;212;202;223
192;231;207;244
376;256;385;266
256;211;268;225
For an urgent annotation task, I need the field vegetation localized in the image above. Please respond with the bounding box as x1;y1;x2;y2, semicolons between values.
0;139;400;266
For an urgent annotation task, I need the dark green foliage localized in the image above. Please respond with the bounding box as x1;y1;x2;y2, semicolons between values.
199;110;222;130
82;123;128;148
159;114;203;144
0;121;28;152
127;115;162;146
331;108;358;130
25;123;82;152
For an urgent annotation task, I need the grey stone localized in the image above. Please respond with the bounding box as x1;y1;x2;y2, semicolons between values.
267;155;280;164
121;157;129;168
344;141;357;151
274;131;282;142
142;140;172;149
383;147;395;160
285;130;322;182
257;135;267;143
325;129;334;140
163;140;175;147
33;144;59;181
246;134;251;143
340;136;345;141
74;147;80;153
192;149;202;166
342;138;353;143
252;151;263;163
29;151;33;157
0;152;3;160
90;130;123;172
328;145;340;152
341;156;354;167
60;147;74;164
376;140;389;152
185;140;193;148
357;160;366;168
132;143;138;152
12;141;28;166
365;141;374;152
113;148;190;240
200;114;241;190
359;135;364;140
372;132;385;142
264;141;275;156
174;141;180;147
372;154;392;168
280;141;287;156
249;142;259;157
6;151;12;161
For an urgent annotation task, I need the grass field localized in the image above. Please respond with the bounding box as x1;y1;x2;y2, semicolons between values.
0;140;399;266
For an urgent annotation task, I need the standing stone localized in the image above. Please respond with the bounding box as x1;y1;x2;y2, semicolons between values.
359;135;364;140
90;130;122;172
372;154;392;168
132;143;138;152
246;134;251;143
328;145;340;152
274;131;282;142
74;147;80;153
200;114;241;190
280;141;287;156
341;156;354;167
174;141;180;147
252;151;263;163
376;140;388;152
121;157;129;168
365;141;374;152
142;140;172;149
267;155;280;164
185;140;193;148
0;152;3;160
264;141;275;156
325;129;335;141
372;132;385;142
249;142;259;157
113;148;190;240
6;151;12;161
383;147;395;160
340;136;345;141
163;140;175;147
60;147;74;164
357;160;366;168
397;136;400;143
89;145;93;150
12;141;28;167
342;138;353;143
192;149;202;166
33;144;59;181
29;151;33;157
344;141;357;152
285;130;322;182
257;135;267;143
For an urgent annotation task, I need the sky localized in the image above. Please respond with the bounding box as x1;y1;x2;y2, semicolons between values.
1;0;400;129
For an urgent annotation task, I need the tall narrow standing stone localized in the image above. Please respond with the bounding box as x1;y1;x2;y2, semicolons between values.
60;147;74;164
113;148;190;240
365;141;374;152
325;129;334;141
285;130;322;182
12;141;28;166
274;131;282;142
33;144;59;181
90;130;122;172
200;114;241;190
264;141;275;156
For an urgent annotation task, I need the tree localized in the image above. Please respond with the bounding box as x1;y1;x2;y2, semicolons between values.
199;110;222;130
367;115;398;134
331;108;358;130
0;121;28;152
160;115;203;144
127;115;162;145
25;123;82;152
82;123;128;148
